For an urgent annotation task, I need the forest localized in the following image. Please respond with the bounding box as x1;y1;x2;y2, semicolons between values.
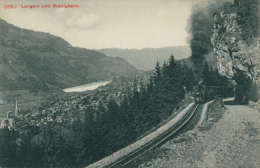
0;55;231;167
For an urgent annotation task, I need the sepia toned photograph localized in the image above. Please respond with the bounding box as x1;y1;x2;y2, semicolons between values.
0;0;259;167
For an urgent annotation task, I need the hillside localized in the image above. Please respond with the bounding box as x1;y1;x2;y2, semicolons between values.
96;46;191;71
0;19;138;94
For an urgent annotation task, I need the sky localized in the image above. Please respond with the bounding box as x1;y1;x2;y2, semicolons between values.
0;0;203;49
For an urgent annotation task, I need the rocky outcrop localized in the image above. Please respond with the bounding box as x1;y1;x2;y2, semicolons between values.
211;12;260;103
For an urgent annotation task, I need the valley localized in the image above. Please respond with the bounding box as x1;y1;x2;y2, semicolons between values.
0;0;259;167
0;18;138;97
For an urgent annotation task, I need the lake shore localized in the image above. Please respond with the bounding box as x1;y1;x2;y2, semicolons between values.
63;81;111;92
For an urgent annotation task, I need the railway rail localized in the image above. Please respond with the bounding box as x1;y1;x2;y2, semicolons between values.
107;103;203;168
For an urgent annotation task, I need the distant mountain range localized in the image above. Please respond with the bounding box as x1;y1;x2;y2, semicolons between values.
96;46;191;71
0;19;138;94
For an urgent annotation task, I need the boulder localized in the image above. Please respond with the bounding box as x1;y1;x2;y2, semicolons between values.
248;101;256;108
256;100;260;112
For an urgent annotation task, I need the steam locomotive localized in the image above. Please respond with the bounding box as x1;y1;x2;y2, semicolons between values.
193;85;228;103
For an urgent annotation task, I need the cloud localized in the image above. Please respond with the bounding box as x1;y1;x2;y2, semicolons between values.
1;0;192;49
66;13;100;29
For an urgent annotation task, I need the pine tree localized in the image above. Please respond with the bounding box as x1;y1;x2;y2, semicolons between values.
169;55;176;69
147;74;154;94
202;61;211;86
139;79;147;111
17;132;33;167
162;60;168;77
107;98;119;123
0;127;18;167
235;0;260;42
82;109;95;164
154;61;161;86
133;76;139;104
119;95;130;125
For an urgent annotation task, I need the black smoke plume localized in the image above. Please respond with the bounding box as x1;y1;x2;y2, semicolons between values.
187;0;232;70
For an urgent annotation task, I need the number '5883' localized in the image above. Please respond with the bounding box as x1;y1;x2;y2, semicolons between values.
4;5;17;9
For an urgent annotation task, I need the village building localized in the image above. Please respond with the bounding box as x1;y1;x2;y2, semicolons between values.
56;115;63;123
0;101;19;130
15;100;19;117
29;120;36;126
0;112;15;129
47;114;54;122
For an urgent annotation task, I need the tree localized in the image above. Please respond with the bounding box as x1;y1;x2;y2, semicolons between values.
139;79;147;110
147;74;154;94
202;61;212;85
169;55;176;68
154;61;161;86
0;128;18;167
235;0;260;42
132;76;139;104
16;132;33;167
162;60;168;77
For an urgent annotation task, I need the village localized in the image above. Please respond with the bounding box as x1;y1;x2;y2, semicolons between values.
0;76;135;134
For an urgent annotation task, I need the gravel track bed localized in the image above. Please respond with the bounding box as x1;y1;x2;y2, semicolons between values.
86;103;195;168
139;100;260;168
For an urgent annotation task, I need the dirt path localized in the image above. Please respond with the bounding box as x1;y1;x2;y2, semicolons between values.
138;100;260;168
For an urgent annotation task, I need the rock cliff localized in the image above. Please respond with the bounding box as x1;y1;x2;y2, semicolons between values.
211;11;260;103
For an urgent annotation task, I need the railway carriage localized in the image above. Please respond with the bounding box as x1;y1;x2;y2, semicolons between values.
194;85;227;104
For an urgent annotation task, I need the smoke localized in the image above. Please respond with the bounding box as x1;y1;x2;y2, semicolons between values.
186;0;232;67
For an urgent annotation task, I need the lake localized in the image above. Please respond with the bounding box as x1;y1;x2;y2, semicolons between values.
63;81;111;92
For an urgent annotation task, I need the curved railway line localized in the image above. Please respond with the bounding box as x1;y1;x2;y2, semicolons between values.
107;103;203;168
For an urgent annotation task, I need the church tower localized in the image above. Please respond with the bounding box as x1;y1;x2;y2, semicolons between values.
15;100;19;116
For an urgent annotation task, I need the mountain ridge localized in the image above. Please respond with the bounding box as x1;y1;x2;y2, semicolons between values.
96;46;191;70
0;18;138;94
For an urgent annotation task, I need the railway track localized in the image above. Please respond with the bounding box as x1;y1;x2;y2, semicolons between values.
107;103;203;168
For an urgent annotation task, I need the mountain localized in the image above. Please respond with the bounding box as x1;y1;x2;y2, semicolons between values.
0;19;138;94
96;46;191;71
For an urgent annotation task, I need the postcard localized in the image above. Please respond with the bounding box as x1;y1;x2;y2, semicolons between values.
0;0;259;167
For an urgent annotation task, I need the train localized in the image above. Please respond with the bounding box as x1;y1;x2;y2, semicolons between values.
193;85;232;104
